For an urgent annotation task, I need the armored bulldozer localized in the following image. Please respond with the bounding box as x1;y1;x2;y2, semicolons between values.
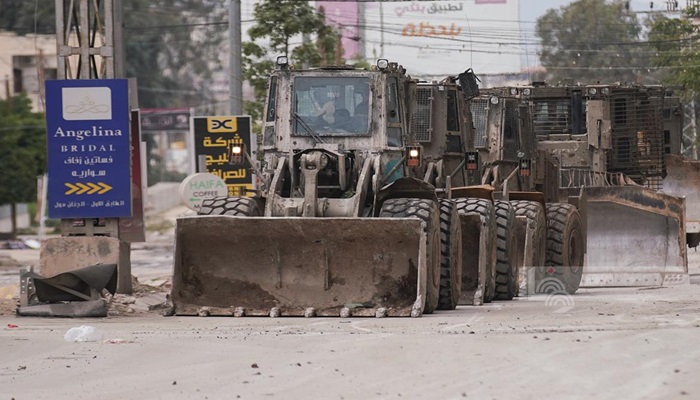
656;89;700;249
455;84;585;296
406;74;499;306
470;82;688;291
406;76;583;301
171;58;463;317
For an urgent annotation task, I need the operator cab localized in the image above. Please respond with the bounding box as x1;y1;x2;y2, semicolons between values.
292;77;371;136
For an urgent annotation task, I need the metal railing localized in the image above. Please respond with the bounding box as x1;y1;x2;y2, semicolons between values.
559;168;637;189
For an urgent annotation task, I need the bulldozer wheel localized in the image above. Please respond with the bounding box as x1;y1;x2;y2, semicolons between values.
540;203;584;295
511;200;547;296
437;199;462;310
493;200;517;301
198;196;261;216
454;198;496;303
380;198;441;314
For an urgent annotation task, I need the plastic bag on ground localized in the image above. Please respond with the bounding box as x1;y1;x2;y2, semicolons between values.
64;325;103;342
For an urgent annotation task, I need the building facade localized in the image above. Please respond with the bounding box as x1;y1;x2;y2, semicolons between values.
0;31;57;113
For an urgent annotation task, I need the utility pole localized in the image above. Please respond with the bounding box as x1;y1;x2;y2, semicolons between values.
302;33;310;69
682;0;700;158
51;0;133;294
683;100;698;158
114;0;126;79
379;2;385;58
357;2;366;59
230;0;243;115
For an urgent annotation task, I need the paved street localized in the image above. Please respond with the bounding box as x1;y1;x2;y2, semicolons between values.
1;207;700;399
2;284;700;400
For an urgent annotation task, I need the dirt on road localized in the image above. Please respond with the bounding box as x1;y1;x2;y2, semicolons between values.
2;207;699;399
2;282;700;400
0;206;187;317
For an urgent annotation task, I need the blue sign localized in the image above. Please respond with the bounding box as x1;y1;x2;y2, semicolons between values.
45;79;132;218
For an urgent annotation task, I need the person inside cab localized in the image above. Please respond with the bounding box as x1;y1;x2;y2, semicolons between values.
354;84;369;116
315;92;337;125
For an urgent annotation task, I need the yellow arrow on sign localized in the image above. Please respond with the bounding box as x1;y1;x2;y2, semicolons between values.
87;182;101;194
97;182;112;194
64;182;114;195
75;182;90;194
65;183;79;195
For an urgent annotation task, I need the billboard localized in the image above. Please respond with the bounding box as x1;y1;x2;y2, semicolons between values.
45;79;132;219
363;0;521;77
192;116;255;197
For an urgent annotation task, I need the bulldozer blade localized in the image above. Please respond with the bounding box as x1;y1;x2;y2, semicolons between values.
458;213;491;305
582;186;689;287
171;216;427;317
663;154;700;240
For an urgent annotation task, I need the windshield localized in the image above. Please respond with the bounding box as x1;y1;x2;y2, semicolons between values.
293;77;371;136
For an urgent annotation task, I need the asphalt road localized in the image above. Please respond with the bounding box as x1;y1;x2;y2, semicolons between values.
2;283;700;400
1;207;700;399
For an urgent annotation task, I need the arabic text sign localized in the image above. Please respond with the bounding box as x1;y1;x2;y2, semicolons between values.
193;116;254;197
45;79;132;218
364;0;520;75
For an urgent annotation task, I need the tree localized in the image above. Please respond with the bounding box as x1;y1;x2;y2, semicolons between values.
0;95;46;237
536;0;648;84
124;0;228;108
0;0;228;109
0;0;56;35
242;1;339;122
647;5;700;98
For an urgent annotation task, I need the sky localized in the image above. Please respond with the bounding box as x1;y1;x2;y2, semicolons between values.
520;0;659;22
520;0;572;23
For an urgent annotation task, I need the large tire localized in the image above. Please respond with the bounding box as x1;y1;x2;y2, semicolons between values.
198;196;261;216
379;198;441;314
511;200;547;296
437;199;462;310
539;203;584;295
493;200;518;301
454;198;496;303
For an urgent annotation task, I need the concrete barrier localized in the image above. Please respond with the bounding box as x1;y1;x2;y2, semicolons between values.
40;236;131;294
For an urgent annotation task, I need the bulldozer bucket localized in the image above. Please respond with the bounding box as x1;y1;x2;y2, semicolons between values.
581;186;688;287
663;154;700;245
457;212;493;306
452;197;497;305
171;216;427;317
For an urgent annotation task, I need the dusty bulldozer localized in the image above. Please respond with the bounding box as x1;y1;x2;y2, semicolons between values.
406;74;499;306
171;59;463;317
406;73;587;303
463;85;586;296
658;91;700;249
469;83;688;292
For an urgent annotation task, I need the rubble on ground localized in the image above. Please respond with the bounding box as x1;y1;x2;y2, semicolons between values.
1;275;171;318
106;276;170;317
